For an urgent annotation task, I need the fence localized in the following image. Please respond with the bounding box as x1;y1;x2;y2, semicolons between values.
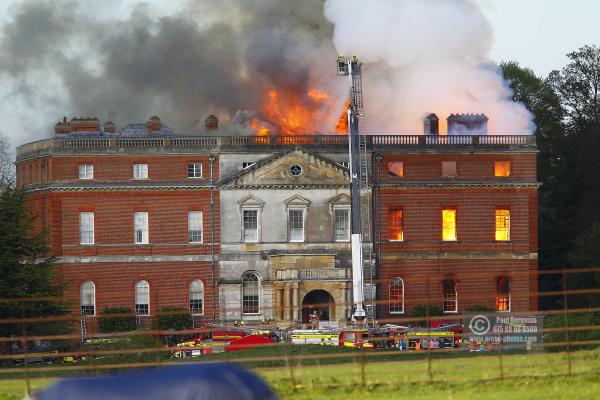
1;265;599;397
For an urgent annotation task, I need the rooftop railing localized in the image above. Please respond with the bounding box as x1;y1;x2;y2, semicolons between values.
16;134;536;160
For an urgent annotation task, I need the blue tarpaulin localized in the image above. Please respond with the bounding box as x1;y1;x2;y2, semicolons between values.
35;363;279;400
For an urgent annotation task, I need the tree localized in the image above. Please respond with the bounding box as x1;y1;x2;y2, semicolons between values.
567;223;600;308
0;187;69;338
0;130;15;190
501;62;570;270
547;45;600;134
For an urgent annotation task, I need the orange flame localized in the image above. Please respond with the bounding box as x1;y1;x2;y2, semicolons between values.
250;87;348;136
335;100;350;134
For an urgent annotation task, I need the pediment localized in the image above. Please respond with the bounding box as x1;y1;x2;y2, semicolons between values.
284;194;311;208
237;194;265;209
220;149;349;188
329;193;351;206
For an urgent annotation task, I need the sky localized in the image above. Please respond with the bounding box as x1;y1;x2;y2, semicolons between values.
0;0;599;146
480;0;600;76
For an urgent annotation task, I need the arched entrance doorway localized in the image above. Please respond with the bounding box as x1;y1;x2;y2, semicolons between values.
302;290;335;323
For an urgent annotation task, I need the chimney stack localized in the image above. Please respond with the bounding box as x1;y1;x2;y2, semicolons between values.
447;113;488;135
54;116;71;134
55;116;101;134
424;113;439;135
146;116;161;134
103;120;116;133
204;114;219;132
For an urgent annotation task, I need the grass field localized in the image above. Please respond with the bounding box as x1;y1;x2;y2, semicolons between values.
1;347;599;399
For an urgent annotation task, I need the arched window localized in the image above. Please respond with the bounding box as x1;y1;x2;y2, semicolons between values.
242;272;259;314
496;276;511;312
389;278;404;314
189;280;204;315
443;279;457;313
135;280;150;315
80;281;96;316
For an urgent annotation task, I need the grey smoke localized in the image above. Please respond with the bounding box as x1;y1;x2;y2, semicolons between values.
0;0;339;144
0;0;533;146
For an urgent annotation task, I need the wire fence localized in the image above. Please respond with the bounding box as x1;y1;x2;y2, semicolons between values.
1;266;600;397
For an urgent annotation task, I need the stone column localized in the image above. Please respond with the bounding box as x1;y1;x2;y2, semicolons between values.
274;287;282;321
292;285;299;322
283;285;291;321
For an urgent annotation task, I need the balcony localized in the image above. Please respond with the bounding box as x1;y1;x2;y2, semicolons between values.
16;135;536;161
275;268;351;281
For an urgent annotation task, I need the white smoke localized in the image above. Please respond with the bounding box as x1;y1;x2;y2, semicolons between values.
324;0;535;134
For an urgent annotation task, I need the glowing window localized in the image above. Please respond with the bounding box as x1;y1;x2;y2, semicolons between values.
442;209;457;241
389;278;404;314
496;276;511;312
388;161;404;177
389;209;403;241
443;279;457;313
494;161;510;177
495;209;510;241
442;161;457;177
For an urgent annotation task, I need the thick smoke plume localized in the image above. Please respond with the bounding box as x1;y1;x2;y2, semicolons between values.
324;0;535;135
0;0;533;146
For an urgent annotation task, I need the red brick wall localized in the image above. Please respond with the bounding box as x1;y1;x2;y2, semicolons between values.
377;188;536;253
57;191;219;257
51;155;217;183
378;258;532;320
379;153;536;182
60;262;218;319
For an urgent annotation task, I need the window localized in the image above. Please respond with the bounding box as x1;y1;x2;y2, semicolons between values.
496;277;511;312
442;209;457;241
133;163;148;179
187;163;202;178
242;162;255;169
79;212;94;245
242;273;259;314
334;208;350;242
389;209;403;241
134;212;149;244
495;209;510;241
135;280;150;315
188;211;203;243
189;280;204;315
388;161;404;177
443;279;457;313
389;278;404;314
288;209;305;242
242;210;258;242
442;161;457;177
494;161;510;177
80;281;96;316
78;164;94;180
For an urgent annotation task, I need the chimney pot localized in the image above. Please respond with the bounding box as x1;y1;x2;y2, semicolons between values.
204;114;219;132
424;113;439;135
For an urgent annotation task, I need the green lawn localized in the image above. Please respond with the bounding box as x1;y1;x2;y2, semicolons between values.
1;347;600;399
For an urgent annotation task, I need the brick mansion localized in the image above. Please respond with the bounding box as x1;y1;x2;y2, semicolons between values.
15;114;539;328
